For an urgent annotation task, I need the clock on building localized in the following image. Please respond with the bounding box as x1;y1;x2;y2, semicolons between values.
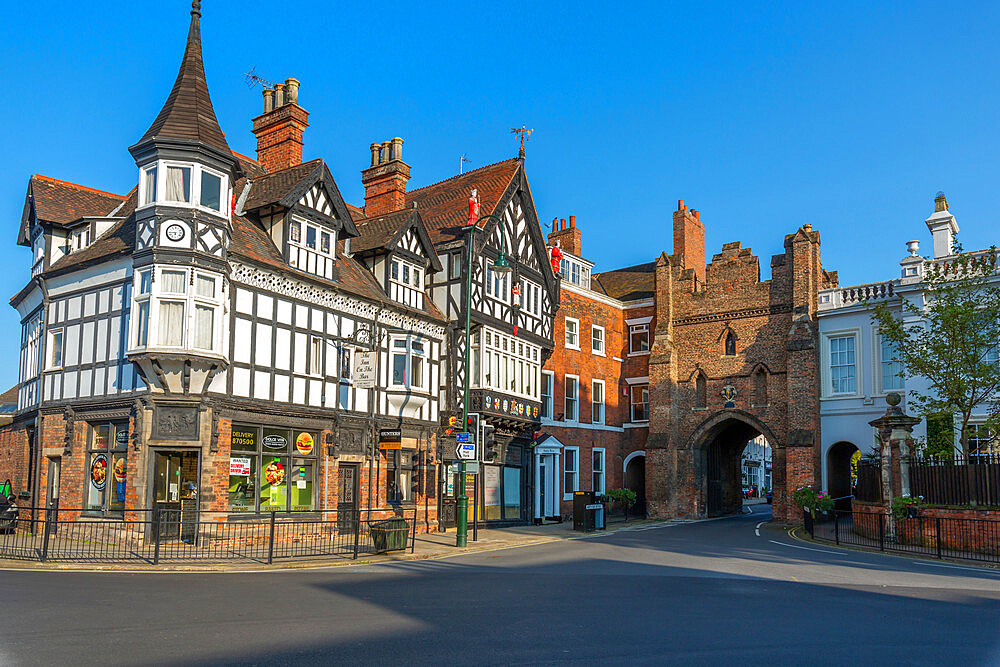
165;224;186;242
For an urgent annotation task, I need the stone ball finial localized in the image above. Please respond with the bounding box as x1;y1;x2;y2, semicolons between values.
886;392;902;407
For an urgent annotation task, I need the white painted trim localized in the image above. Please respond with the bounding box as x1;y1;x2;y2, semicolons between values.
591;378;606;424
564;373;580;421
560;281;624;310
564;316;580;350
625;376;649;385
563;445;580;501
623;422;649;429
622;299;655;309
821;328;862;399
590;324;606;356
592;447;606;495
539;417;625;433
625;315;653;325
623;450;646;471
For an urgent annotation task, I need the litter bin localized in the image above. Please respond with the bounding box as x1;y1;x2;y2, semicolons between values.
369;518;409;553
573;492;605;532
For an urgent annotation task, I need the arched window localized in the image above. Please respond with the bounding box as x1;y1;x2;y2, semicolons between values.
724;331;737;356
695;373;707;409
752;368;767;406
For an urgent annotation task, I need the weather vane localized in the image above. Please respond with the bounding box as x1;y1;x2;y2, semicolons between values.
511;125;533;158
243;66;273;90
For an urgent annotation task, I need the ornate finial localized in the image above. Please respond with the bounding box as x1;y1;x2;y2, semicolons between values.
886;392;901;407
191;0;201;18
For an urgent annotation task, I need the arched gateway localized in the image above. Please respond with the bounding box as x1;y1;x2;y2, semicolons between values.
643;203;838;524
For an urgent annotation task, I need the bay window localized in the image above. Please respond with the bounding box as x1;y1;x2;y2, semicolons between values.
133;267;224;354
479;329;540;400
138;161;229;216
391;336;427;391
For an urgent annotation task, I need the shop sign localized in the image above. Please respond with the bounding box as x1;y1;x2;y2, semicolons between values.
295;432;314;455
479;392;541;420
231;427;257;450
91;454;108;490
379;429;402;450
262;434;287;450
229;457;251;476
115;430;130;447
354;352;376;389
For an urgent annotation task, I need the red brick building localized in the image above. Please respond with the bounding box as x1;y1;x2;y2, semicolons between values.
540;201;836;524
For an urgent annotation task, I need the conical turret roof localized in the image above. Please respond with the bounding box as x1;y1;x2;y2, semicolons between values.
136;1;230;154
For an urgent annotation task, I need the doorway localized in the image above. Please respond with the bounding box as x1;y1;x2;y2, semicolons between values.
703;419;762;517
624;453;646;517
152;450;199;541
827;441;860;511
337;463;359;534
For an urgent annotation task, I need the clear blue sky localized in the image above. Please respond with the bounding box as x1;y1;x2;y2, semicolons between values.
1;1;999;389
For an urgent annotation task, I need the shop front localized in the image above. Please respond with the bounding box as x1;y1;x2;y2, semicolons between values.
228;424;320;515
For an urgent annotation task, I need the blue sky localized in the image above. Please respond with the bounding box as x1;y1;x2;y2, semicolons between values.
1;1;999;389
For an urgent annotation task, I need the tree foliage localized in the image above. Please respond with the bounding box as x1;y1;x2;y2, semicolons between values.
871;244;1000;457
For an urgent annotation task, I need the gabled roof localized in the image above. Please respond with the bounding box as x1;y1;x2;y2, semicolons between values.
18;175;126;245
404;158;520;246
350;208;443;272
241;158;359;238
592;261;656;301
45;188;138;276
229;212;444;323
132;2;230;156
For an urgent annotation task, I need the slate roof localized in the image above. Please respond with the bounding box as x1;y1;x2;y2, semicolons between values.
404;158;520;246
133;3;230;155
592;261;656;301
350;208;414;254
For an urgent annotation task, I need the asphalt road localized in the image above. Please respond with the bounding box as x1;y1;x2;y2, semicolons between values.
2;504;999;666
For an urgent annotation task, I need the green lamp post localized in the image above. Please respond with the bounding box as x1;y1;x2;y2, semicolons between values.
456;213;511;548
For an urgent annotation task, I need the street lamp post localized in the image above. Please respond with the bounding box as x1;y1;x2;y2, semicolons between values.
456;213;512;548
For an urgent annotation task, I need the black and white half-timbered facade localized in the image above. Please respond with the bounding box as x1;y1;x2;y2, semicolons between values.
353;142;559;525
3;4;446;529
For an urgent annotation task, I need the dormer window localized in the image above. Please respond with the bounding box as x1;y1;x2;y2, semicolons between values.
558;255;592;289
388;257;424;309
288;215;336;280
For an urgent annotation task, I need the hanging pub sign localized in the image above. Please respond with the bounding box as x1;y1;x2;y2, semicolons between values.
353;351;376;389
379;429;402;450
90;454;109;491
295;432;315;455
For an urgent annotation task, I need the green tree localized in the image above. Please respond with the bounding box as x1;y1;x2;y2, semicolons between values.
871;244;1000;458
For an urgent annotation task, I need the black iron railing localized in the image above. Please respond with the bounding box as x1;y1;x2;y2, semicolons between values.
808;509;1000;565
0;506;417;564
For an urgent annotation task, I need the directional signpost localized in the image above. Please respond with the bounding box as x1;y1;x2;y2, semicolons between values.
456;440;476;460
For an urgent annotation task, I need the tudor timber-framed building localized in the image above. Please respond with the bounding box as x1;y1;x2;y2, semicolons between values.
2;3;448;529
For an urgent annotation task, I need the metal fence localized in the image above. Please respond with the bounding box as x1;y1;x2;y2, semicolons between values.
855;454;1000;506
0;506;417;564
809;509;1000;565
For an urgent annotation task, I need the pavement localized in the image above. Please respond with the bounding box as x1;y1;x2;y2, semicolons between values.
3;504;1000;665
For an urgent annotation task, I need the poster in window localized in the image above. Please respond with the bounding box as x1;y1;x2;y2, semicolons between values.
113;456;127;483
90;453;108;490
231;426;257;452
295;432;314;455
115;429;130;449
262;429;288;450
263;459;285;486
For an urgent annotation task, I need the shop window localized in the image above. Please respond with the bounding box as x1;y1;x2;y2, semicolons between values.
228;425;317;513
386;450;415;504
85;422;129;516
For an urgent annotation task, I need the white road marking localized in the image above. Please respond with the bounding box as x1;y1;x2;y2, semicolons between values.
915;561;1000;574
755;521;764;536
768;539;844;555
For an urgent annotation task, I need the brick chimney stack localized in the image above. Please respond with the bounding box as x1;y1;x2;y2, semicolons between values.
252;78;309;173
546;214;583;256
362;137;410;217
673;199;705;283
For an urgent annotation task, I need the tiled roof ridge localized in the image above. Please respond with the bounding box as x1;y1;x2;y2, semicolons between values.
231;150;259;166
31;174;125;201
253;157;323;178
405;157;519;196
592;260;656;276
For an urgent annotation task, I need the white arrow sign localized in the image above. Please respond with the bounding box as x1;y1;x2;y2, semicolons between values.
456;442;476;460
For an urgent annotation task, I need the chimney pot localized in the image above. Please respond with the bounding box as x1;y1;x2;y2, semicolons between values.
284;78;299;106
381;140;391;164
552;217;558;233
560;218;566;230
692;209;699;221
570;214;576;228
934;191;948;212
391;137;404;162
678;199;686;211
273;82;285;107
262;88;274;113
369;142;381;167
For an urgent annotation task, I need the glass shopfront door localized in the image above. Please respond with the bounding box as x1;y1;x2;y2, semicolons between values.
152;450;199;541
